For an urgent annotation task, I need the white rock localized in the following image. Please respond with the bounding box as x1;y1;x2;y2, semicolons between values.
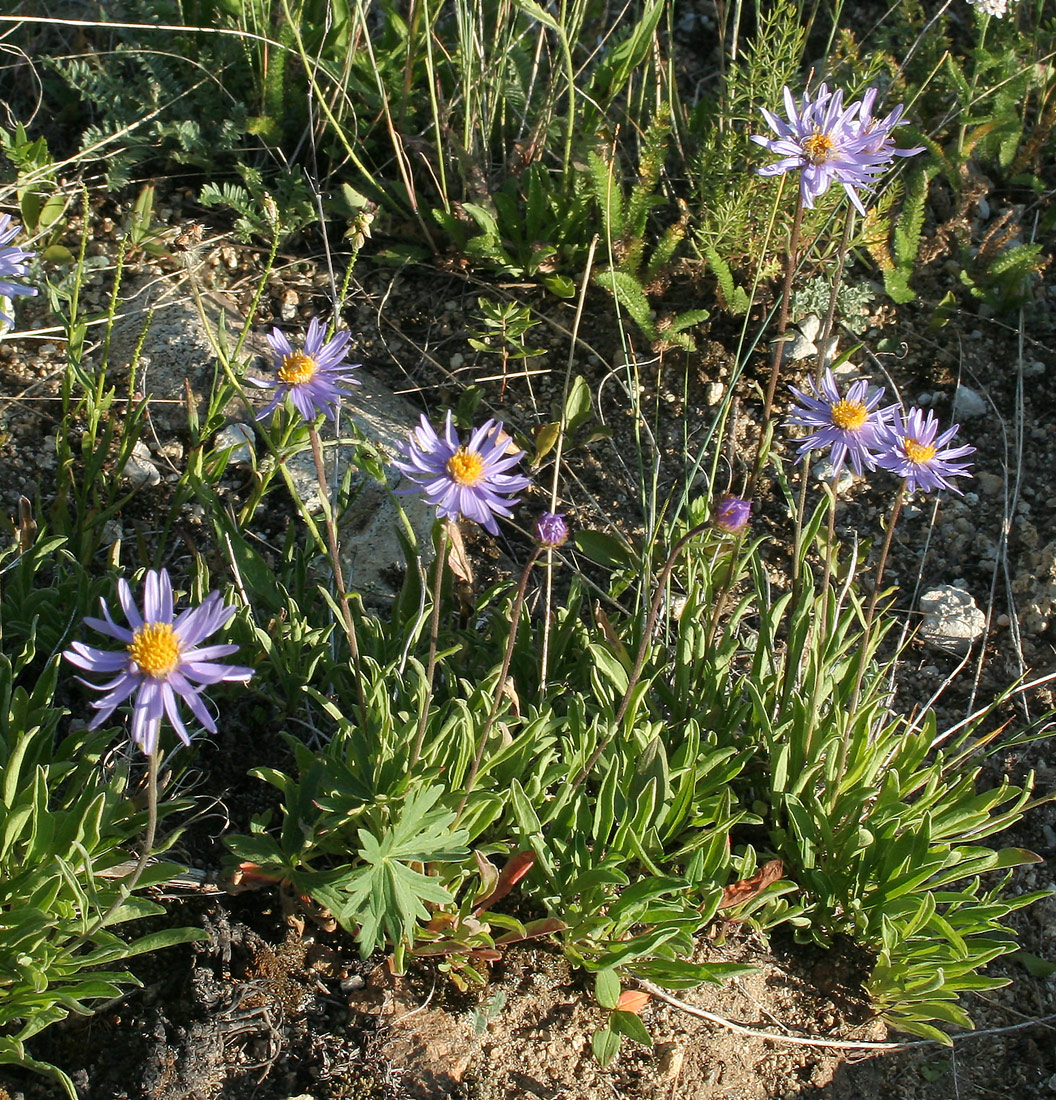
812;457;856;495
953;384;988;419
279;288;300;321
1022;359;1046;378
797;313;822;344
918;585;986;655
122;440;161;487
282;370;437;605
782;328;816;362
214;422;256;465
704;382;724;406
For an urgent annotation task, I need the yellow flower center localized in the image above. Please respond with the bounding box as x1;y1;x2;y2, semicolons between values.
447;447;485;487
903;437;937;465
830;399;869;431
278;352;318;385
803;131;835;164
127;622;181;678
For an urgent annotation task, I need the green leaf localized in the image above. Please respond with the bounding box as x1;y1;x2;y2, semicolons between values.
595;969;621;1010
531;422;562;466
563;375;593;432
592;1025;622;1066
574;530;635;570
593;269;658;339
1012;951;1056;979
514;0;562;31
611;1009;653;1048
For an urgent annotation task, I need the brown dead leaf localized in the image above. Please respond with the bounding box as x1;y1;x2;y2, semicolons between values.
717;859;785;910
444;518;474;586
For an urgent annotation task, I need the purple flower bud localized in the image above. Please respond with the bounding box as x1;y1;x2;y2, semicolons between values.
714;495;751;535
534;512;569;547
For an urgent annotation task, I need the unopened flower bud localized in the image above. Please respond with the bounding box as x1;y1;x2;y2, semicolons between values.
714;495;751;535
534;512;569;547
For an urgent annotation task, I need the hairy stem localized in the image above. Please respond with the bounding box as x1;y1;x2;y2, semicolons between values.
309;425;368;729
573;520;711;788
410;523;450;768
458;547;542;818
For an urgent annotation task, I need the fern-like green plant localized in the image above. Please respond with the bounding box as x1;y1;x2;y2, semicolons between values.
591;121;708;351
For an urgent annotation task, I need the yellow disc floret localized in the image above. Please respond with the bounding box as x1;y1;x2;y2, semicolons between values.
447;446;485;487
127;622;181;678
903;437;937;465
830;399;869;431
278;352;318;385
803;131;835;164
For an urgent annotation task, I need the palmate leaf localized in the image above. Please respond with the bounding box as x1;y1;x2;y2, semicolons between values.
336;786;469;957
342;858;455;958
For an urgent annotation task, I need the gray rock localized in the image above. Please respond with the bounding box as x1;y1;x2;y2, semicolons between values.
122;440;161;487
214;422;256;466
952;384;988;419
279;369;437;606
918;585;986;654
106;274;272;430
976;471;1004;497
110;274;439;605
812;457;856;495
781;312;839;364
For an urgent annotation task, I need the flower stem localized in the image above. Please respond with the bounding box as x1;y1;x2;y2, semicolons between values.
457;547;542;819
750;190;805;496
309;425;368;729
704;529;748;652
834;483;906;793
573;520;710;789
850;484;905;712
540;545;555;692
410;523;449;769
81;747;160;941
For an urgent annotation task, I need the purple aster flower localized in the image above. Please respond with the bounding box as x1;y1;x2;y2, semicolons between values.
855;88;926;162
63;569;253;756
786;368;899;475
535;512;570;547
751;85;919;215
394;411;531;536
249;317;360;422
0;214;38;326
875;407;975;494
714;495;751;535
